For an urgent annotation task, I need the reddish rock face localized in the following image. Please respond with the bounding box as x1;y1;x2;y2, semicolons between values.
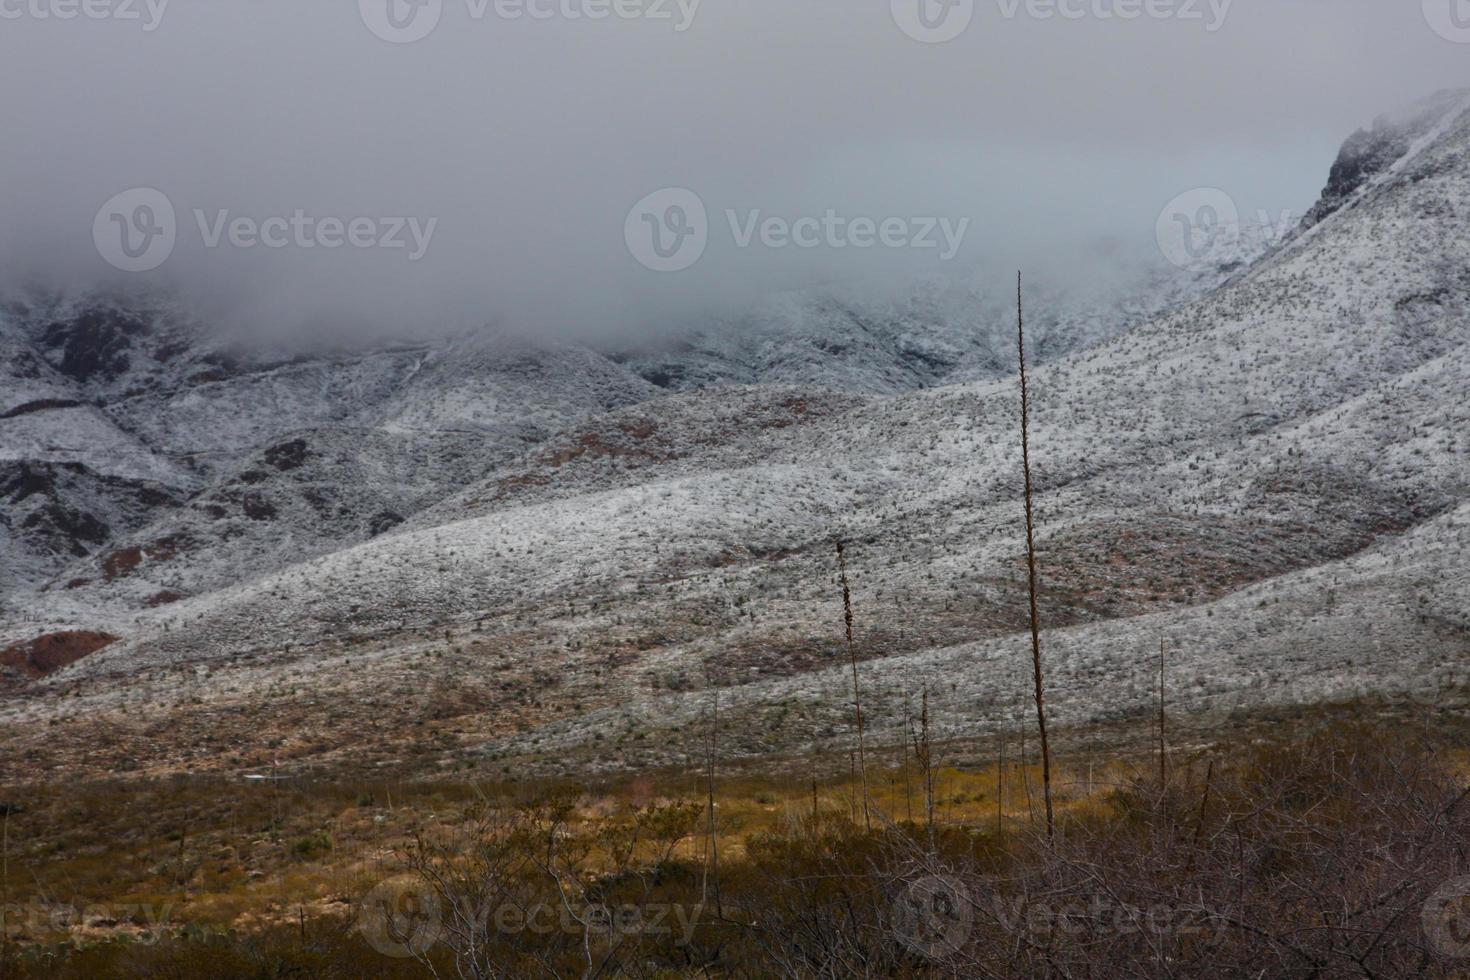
0;631;118;682
100;534;191;582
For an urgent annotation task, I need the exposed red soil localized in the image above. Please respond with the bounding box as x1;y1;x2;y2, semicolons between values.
101;534;189;582
0;631;117;681
540;427;677;469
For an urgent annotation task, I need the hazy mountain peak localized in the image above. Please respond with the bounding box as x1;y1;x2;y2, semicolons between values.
1299;87;1470;233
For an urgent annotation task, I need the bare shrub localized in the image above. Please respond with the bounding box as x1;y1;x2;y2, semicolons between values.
891;728;1470;978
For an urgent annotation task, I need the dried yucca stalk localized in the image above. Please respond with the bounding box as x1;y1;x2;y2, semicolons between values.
835;539;871;831
1017;271;1055;839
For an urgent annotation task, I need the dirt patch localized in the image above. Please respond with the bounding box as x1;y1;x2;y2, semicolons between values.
621;420;659;440
0;631;117;681
1036;488;1424;615
101;534;190;582
102;546;143;580
491;472;550;498
761;396;814;429
541;432;678;469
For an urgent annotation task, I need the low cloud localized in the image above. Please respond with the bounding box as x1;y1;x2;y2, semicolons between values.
0;0;1464;343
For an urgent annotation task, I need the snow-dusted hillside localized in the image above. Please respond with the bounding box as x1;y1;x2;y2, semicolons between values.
609;246;1238;394
0;301;664;602
0;250;1214;608
1;91;1467;778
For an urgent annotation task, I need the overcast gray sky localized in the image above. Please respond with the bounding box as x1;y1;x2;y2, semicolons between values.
1;0;1466;340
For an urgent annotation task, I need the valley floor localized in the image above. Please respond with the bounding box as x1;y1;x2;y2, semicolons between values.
4;695;1470;977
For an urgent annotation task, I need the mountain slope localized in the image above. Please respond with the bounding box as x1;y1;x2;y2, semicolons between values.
2;92;1468;778
610;247;1240;394
0;297;668;609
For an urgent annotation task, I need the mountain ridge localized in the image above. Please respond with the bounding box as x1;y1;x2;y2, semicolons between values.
1;91;1467;778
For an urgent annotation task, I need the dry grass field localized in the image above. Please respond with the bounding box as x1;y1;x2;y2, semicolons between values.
5;696;1470;977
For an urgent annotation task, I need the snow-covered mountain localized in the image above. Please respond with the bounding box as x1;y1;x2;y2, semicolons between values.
0;230;1227;606
1;91;1467;779
0;299;662;599
607;246;1237;394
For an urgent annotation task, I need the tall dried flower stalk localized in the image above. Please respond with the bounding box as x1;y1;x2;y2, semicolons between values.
704;670;722;915
1158;636;1168;787
1017;271;1055;839
836;539;871;831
